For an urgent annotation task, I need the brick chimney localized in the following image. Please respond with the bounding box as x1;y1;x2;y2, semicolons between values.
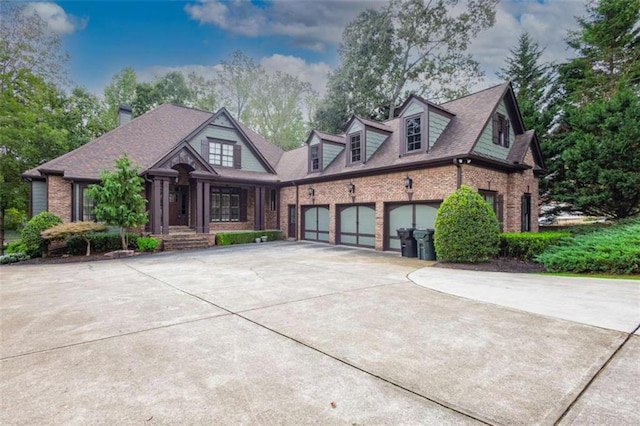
118;105;132;127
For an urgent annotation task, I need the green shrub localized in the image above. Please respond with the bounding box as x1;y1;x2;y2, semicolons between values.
500;232;572;260
66;232;139;255
216;230;283;246
536;220;640;274
4;208;26;231
0;253;30;265
434;185;500;263
5;240;28;254
137;236;160;252
21;212;63;257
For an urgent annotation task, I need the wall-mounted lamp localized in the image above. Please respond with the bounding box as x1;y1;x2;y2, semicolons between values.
347;182;356;194
307;187;315;197
403;176;413;190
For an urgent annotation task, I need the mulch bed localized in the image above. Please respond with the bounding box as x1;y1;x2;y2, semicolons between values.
435;257;545;273
8;252;152;266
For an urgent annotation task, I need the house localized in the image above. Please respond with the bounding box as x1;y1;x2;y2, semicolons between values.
23;82;545;251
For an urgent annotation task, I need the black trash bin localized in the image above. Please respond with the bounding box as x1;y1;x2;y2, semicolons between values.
414;228;436;261
396;228;417;258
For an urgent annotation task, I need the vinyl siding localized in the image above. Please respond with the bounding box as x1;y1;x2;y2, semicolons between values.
323;143;343;168
365;130;386;160
429;111;450;148
213;114;233;128
402;99;424;117
32;180;46;216
188;124;267;172
347;121;362;134
310;135;320;146
473;101;514;160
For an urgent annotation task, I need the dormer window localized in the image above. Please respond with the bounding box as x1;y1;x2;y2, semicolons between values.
493;113;510;148
350;134;362;163
406;116;422;152
310;145;320;171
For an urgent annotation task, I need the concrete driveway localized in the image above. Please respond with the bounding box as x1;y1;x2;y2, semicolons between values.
1;241;638;425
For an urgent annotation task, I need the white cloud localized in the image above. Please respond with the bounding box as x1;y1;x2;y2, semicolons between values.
185;0;381;52
23;2;88;35
260;54;332;96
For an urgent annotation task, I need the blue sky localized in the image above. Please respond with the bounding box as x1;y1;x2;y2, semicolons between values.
22;0;588;97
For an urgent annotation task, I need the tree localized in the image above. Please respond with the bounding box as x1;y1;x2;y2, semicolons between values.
316;0;498;131
547;0;640;217
88;155;148;250
497;33;558;138
245;71;312;150
186;71;217;112
552;88;640;219
217;51;261;120
103;67;138;128
561;0;640;103
434;186;500;263
0;1;68;92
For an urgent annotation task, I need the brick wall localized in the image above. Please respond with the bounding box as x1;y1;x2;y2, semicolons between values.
47;175;72;223
279;160;540;250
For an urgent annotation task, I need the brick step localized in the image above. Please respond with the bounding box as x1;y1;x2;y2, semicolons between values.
162;234;207;241
163;239;209;251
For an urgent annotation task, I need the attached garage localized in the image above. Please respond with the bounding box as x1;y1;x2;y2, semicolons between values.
337;204;376;248
303;206;330;242
385;203;439;251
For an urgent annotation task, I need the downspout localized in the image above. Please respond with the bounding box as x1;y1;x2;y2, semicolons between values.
294;181;299;240
453;159;462;189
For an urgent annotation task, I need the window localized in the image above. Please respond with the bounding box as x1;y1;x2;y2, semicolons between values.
81;187;95;221
210;142;234;167
479;190;503;229
310;145;320;171
211;188;240;222
521;193;532;232
406;116;422;152
350;134;361;163
493;113;510;147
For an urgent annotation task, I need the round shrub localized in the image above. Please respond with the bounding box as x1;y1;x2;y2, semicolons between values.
434;185;500;263
21;212;63;257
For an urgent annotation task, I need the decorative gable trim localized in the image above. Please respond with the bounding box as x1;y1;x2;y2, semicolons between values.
149;142;217;175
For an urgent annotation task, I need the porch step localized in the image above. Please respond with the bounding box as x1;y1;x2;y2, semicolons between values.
162;234;210;251
168;226;195;235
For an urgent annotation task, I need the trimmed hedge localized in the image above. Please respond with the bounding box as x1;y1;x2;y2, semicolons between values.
434;186;500;263
536;220;640;274
0;253;30;265
216;230;283;246
500;232;572;260
66;232;139;255
22;212;63;257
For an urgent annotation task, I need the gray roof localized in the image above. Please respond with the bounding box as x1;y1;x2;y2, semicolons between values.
24;104;283;181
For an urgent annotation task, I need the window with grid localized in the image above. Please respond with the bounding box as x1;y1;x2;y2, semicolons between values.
350;134;361;163
211;188;240;222
406;116;421;152
310;145;319;171
82;187;96;221
209;142;234;167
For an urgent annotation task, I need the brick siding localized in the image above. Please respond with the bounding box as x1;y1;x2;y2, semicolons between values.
47;175;72;223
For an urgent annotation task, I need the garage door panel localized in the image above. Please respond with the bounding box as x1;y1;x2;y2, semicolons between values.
318;208;330;232
415;205;438;229
303;206;330;242
338;204;375;248
386;203;440;251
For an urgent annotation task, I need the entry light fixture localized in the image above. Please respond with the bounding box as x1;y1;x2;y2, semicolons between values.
403;175;413;190
308;187;315;197
347;182;356;194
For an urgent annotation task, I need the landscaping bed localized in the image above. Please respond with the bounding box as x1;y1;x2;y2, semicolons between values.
435;258;545;273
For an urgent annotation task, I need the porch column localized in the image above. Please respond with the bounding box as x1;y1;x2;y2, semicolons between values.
203;181;211;233
162;178;170;234
254;186;265;231
152;178;162;235
195;180;204;233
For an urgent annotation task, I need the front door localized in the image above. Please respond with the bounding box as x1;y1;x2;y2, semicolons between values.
169;186;189;226
288;204;297;239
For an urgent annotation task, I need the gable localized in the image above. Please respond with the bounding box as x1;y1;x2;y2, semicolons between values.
155;143;215;173
402;98;425;117
347;121;363;135
310;135;321;146
473;100;516;160
213;114;233;128
188;123;268;173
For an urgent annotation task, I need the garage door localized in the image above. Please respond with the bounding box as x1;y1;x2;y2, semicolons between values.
338;204;375;248
303;206;330;242
386;203;439;251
